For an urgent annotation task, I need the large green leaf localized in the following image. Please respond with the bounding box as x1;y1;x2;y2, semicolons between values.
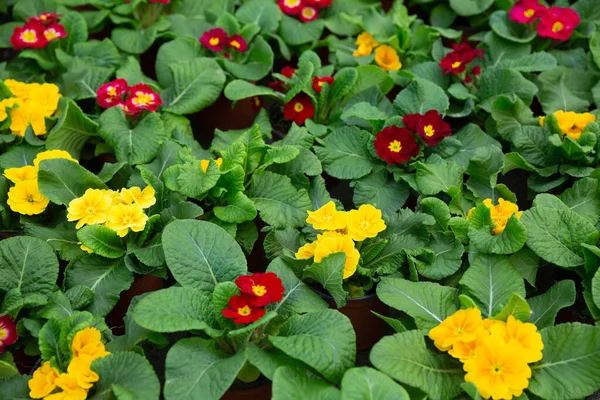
433;123;501;169
38;159;107;205
537;67;597;113
489;11;537;43
279;15;324;46
155;37;203;87
235;0;282;32
302;253;347;308
478;68;537;112
270;310;355;384
162;220;247;291
529;323;600;399
223;36;274;81
77;225;125;259
467;202;527;255
527;280;576;329
341;367;410;400
393;78;449;115
414;232;464;280
224;79;279;101
353;169;409;214
376;277;458;330
415;156;465;196
370;330;463;399
558;177;600;224
449;0;493;16
272;366;340;400
213;192;257;224
112;27;157;55
45;99;98;159
92;352;160;400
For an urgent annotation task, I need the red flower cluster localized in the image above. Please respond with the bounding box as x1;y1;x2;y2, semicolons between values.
277;0;333;23
283;94;315;125
222;273;284;324
0;315;18;354
509;1;579;41
97;79;162;115
439;42;484;83
312;76;334;93
374;110;452;165
11;12;67;50
200;28;248;55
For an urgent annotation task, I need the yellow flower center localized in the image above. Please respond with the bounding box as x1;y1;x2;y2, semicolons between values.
324;215;332;221
41;15;48;21
87;207;94;214
361;221;369;229
0;328;7;340
318;81;324;87
209;37;220;46
294;102;304;112
492;365;502;375
454;327;464;335
552;22;564;32
107;86;117;97
451;61;461;69
252;285;267;296
302;8;316;18
132;92;154;106
229;40;241;49
27;195;35;203
424;125;435;137
524;9;535;18
388;140;402;152
44;29;60;41
285;0;301;6
21;30;38;43
238;306;251;316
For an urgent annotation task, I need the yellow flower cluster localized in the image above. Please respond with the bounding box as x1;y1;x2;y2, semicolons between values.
200;157;223;173
0;79;61;137
295;202;386;279
28;327;110;399
353;32;402;72
67;186;155;237
4;150;77;215
467;198;523;235
539;110;596;140
429;309;543;400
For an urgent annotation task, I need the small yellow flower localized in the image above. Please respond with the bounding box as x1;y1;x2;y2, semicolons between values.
374;45;402;71
67;354;99;389
488;316;543;363
448;331;488;362
3;165;38;183
28;361;60;399
29;83;61;117
0;97;18;122
4;79;34;100
538;116;545;126
71;327;110;360
355;32;378;47
552;110;596;140
295;241;317;259
9;100;47;136
428;308;486;352
105;203;148;237
346;204;386;241
468;198;523;236
118;186;156;209
7;180;49;215
200;157;223;173
306;201;347;231
33;150;78;167
67;189;113;229
353;44;373;57
313;233;360;279
45;373;88;400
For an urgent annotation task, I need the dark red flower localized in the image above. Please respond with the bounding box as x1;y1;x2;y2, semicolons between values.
299;6;319;22
0;315;18;354
403;110;452;146
149;0;170;3
306;0;333;7
374;125;420;164
222;294;266;324
509;0;546;24
10;21;48;50
97;78;129;109
465;75;473;84
268;66;296;92
226;34;248;53
312;76;334;93
537;7;580;41
125;84;162;114
27;12;60;25
439;51;466;75
43;23;67;42
251;96;263;110
281;66;296;78
200;28;228;52
235;272;285;307
283;94;315;125
472;65;481;76
278;0;304;15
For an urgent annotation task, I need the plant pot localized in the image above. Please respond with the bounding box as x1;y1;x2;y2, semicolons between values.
319;291;389;352
220;378;272;400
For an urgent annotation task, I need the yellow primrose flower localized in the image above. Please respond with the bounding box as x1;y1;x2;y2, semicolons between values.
44;373;88;400
553;110;596;140
346;204;386;241
0;97;18;122
313;233;360;279
3;165;38;183
118;186;156;209
428;308;486;352
200;157;223;173
28;361;60;399
67;189;113;229
33;150;78;167
374;45;402;71
355;32;378;48
29;83;61;117
71;327;110;360
106;203;148;237
468;198;523;236
353;44;373;57
463;334;532;400
448;330;489;362
4;79;33;100
7;180;49;215
9;100;47;136
295;241;317;259
488;316;543;363
67;355;99;389
306;201;347;231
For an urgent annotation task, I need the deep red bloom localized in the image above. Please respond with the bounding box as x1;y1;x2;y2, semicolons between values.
149;0;170;3
125;84;162;114
299;6;319;22
222;294;266;324
439;52;466;75
452;42;485;64
403;110;452;146
281;66;296;78
251;96;263;110
537;7;580;41
0;315;18;354
268;67;296;92
43;23;67;42
283;94;314;125
10;21;48;50
465;75;473;84
374;126;419;164
27;12;60;25
97;78;129;109
472;65;481;76
312;76;334;93
226;34;248;53
235;272;285;307
509;0;546;24
306;0;333;7
278;0;304;15
200;28;228;52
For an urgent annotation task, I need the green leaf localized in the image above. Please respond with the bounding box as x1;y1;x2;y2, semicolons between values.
0;144;41;169
279;15;324;46
467;203;527;255
329;67;359;103
489;11;537;43
214;192;257;224
92;352;160;400
76;225;125;259
434;124;502;169
45;99;98;159
529;323;600;399
527;280;576;329
0;375;29;399
60;11;88;53
223;36;274;81
415;232;464;280
341;367;410;400
163;160;221;199
508;247;539;287
353;169;409;214
415;156;465;196
39;319;66;368
478;68;538;112
459;254;525;317
492;293;530;322
272;366;341;400
162;220;247;291
270;309;355;384
370;330;463;399
341;102;387;129
303;253;347;308
224;80;279;101
494;52;557;72
377;277;458;330
235;0;282;32
111;27;157;55
38;159;107;205
537;67;597;114
0;236;58;297
245;343;306;381
558;177;600;224
165;338;246;400
449;0;493;16
155;37;203;87
490;96;537;142
393;78;449;115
